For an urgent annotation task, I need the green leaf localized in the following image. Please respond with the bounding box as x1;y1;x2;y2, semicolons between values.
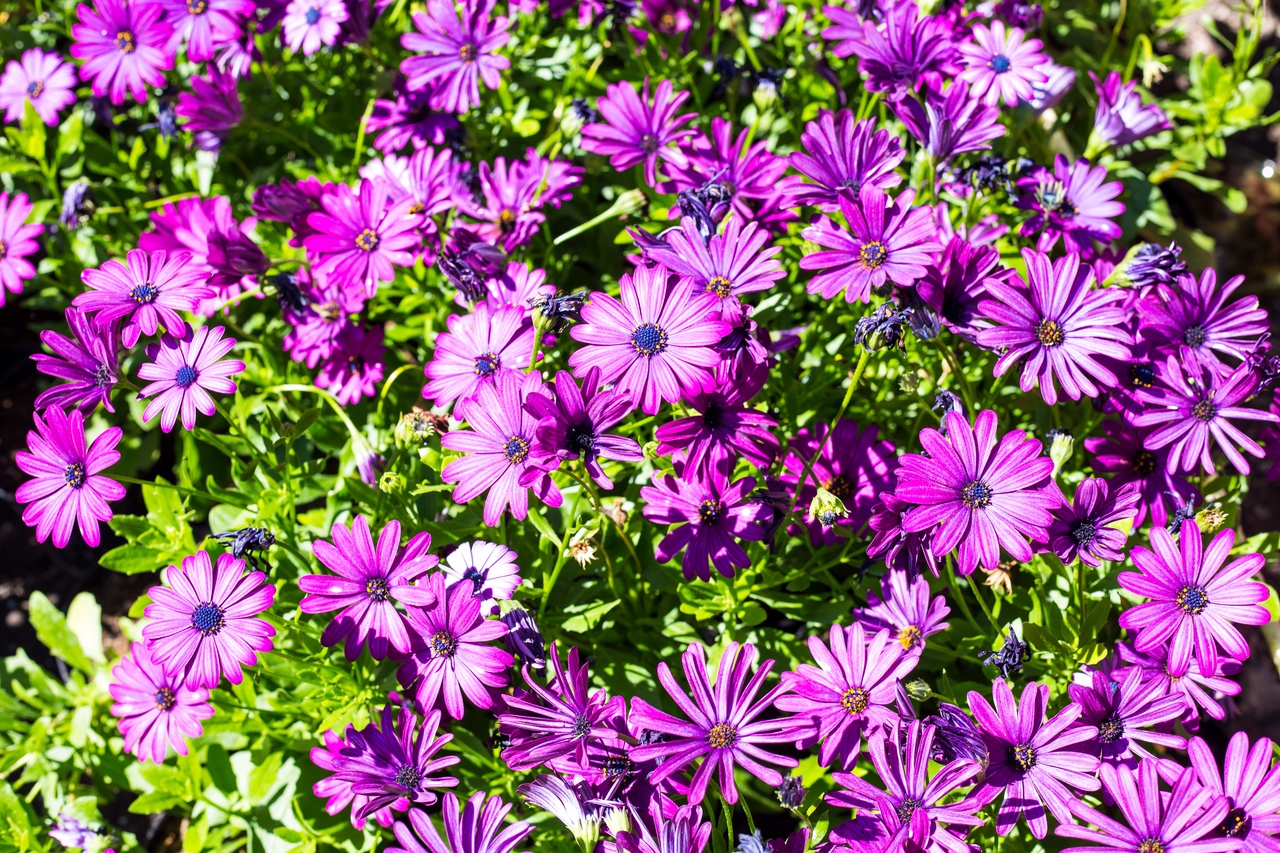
248;751;284;802
20;101;46;161
56;111;84;162
128;791;184;814
206;744;238;795
65;593;104;664
526;507;562;550
561;600;620;633
182;815;209;853
27;592;94;673
100;543;167;575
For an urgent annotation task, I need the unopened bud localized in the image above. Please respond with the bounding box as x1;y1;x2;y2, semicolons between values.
776;776;805;809
1196;504;1228;533
396;409;445;448
609;189;647;219
603;806;631;836
806;486;847;528
560;97;597;138
1046;428;1074;476
905;678;932;702
378;471;406;494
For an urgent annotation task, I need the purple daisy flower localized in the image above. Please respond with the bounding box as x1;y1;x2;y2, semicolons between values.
316;323;385;405
776;622;917;769
568;264;729;416
654;360;778;478
32;308;121;415
1139;268;1270;377
400;0;511;114
662;118;793;229
800;187;942;304
0;49;77;125
524;367;643;490
109;642;214;764
894;409;1060;575
1133;359;1277;476
305;178;421;297
1118;519;1269;676
1046;478;1141;567
0;191;44;307
1188;731;1280;852
641;216;785;318
958;21;1048;107
75;248;210;348
616;801;712;853
397;573;514;719
788;110;905;211
141;549;276;689
137;325;245;433
1085;419;1198;529
580;78;698;185
310;729;399;830
853;568;951;653
283;267;365;368
15;407;125;549
968;677;1100;838
367;84;460;154
979;250;1131;406
176;68;242;151
639;465;770;582
440;540;521;615
630;641;798;805
423;302;534;416
823;2;959;101
895;82;1006;165
387;792;533;853
70;0;173;105
1057;760;1232;853
1016;155;1125;254
866;495;941;577
282;0;348;55
916;236;1007;343
499;641;626;773
138;195;265;313
441;369;563;526
461;155;548;252
159;0;253;61
299;516;438;661
1113;640;1241;730
1091;71;1171;148
1067;668;1186;767
331;704;460;821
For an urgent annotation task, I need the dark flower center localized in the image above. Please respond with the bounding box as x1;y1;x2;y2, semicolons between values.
572;714;591;738
639;133;660;154
497;209;516;232
565;422;596;454
630;322;668;358
131;283;158;303
186;0;208;12
1007;742;1037;772
821;474;853;502
1035;319;1066;347
354;228;379;252
394;765;422;790
190;602;226;636
989;54;1011;73
408;201;426;215
473;352;500;376
318;300;342;322
701;402;724;431
154;687;177;711
859;241;889;269
94;363;114;387
1176;584;1209;615
1070;519;1097;547
1097;713;1125;744
430;630;458;657
1059;201;1078;218
458;43;477;62
698;499;724;524
0;241;6;260
1129;362;1156;388
175;365;199;388
63;462;87;489
305;5;321;23
960;480;994;509
894;798;923;823
26;80;45;98
115;30;136;53
1219;807;1250;839
898;625;923;650
707;722;737;748
1192;398;1217;422
818;510;841;525
461;566;485;594
1183;324;1208;348
1137;839;1166;853
602;754;634;778
365;576;390;602
503;435;530;464
707;275;733;299
840;686;870;715
1131;450;1157;476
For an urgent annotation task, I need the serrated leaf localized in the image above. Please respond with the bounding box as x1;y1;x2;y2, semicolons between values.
27;592;94;673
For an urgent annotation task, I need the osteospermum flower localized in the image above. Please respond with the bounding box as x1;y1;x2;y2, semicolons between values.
866;494;940;577
581;78;698;185
0;48;77;125
440;369;563;527
1113;641;1242;730
331;704;460;821
138;195;265;312
1085;419;1198;529
958;21;1048;107
1118;519;1269;676
615;800;713;853
1067;668;1186;766
518;776;600;848
367;85;459;154
780;418;897;546
1188;732;1280;853
630;642;798;805
159;0;253;62
176;68;242;152
71;0;173;105
643;216;785;316
316;324;386;405
33;308;121;415
917;237;1006;343
663;117;795;231
823;2;959;101
894;409;1059;575
655;361;778;477
310;730;399;830
109;642;214;764
400;0;511;114
1090;71;1171;148
801;187;942;304
299;516;438;660
895;81;1006;164
968;678;1100;838
524;367;644;490
15;407;125;549
568;264;729;416
423;302;534;417
142;550;276;689
788;110;905;211
1046;478;1141;567
387;792;533;853
283;267;365;368
137;326;245;433
306;178;422;297
853;568;951;654
282;0;348;55
979;250;1131;406
76;249;211;348
1016;155;1124;253
0;191;44;307
462;156;546;252
1140;268;1270;377
440;540;521;615
776;622;917;769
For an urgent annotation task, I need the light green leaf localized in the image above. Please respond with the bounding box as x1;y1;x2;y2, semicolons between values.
20;101;46;161
27;592;94;673
66;593;104;663
249;752;284;803
182;815;208;853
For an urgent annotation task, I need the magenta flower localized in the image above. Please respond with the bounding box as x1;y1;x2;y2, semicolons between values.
916;236;1006;343
1114;640;1242;729
388;792;532;853
958;21;1048;107
400;0;511;114
299;516;438;661
581;78;698;185
642;216;785;317
655;361;779;478
440;540;521;615
316;324;385;405
1016;155;1124;253
138;195;264;312
462;156;546;252
1067;668;1186;766
0;191;44;307
895;81;1006;164
441;369;563;526
310;729;399;830
76;248;211;348
159;0;253;61
968;678;1100;838
524;367;643;490
282;0;348;55
283;267;365;368
801;187;942;304
978;249;1131;406
109;642;214;763
630;641;797;805
1139;267;1270;377
640;465;769;582
1084;418;1198;530
788;110;904;211
367;84;459;154
1046;478;1141;567
71;0;173;105
137;325;245;432
780;418;896;546
0;49;77;125
1188;732;1280;853
823;2;959;101
663;118;793;224
1091;71;1171;147
853;568;951;654
176;68;242;151
423;302;534;416
15;407;125;549
1025;59;1077;111
33;307;121;415
397;573;513;719
568;264;729;416
305;178;421;297
142;550;276;689
866;495;941;578
776;622;917;769
1119;519;1269;676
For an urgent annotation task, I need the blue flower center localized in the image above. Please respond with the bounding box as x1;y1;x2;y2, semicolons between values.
1130;363;1155;388
430;630;458;657
1007;742;1036;771
394;765;422;790
960;480;994;509
130;283;158;303
1070;519;1097;547
354;228;379;252
175;365;199;388
365;576;390;602
565;422;596;454
26;80;44;98
154;687;177;711
1035;319;1065;347
630;322;668;358
190;602;226;636
114;30;135;53
462;566;486;594
305;5;321;23
473;352;499;376
1097;713;1125;744
1176;584;1209;615
94;363;114;387
697;499;724;524
63;462;87;489
1183;324;1207;348
1192;399;1217;423
602;754;634;778
707;722;737;748
894;798;923;823
859;241;889;269
572;714;591;738
503;435;530;464
989;54;1011;73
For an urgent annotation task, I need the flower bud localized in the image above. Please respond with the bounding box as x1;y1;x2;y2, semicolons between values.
603;806;631;836
1196;503;1227;533
378;471;406;494
1046;428;1073;476
530;290;588;336
752;68;784;112
560;97;597;138
396;409;442;448
500;602;546;672
776;775;805;809
806;486;847;528
904;678;932;702
609;189;647;219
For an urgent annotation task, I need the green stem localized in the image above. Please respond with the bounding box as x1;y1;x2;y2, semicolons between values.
937;338;976;414
112;475;251;509
528;328;544;373
945;555;981;629
786;349;872;516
